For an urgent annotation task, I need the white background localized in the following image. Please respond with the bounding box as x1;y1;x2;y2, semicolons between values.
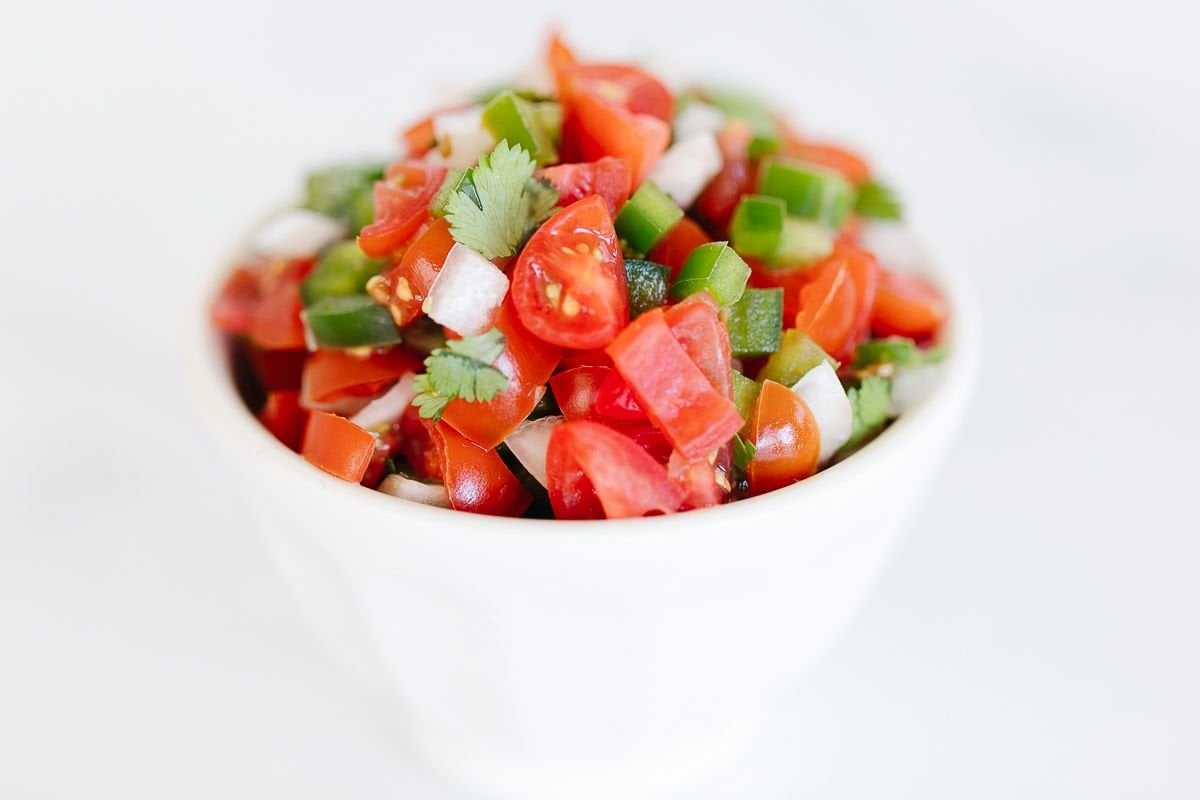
3;0;1199;797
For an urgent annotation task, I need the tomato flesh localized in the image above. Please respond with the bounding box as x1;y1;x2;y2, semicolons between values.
746;380;820;495
358;162;446;258
512;195;629;350
663;293;733;398
871;270;947;339
375;217;455;327
302;411;377;483
537;157;632;218
559;71;671;185
792;243;878;361
437;423;531;517
647;217;712;278
259;390;308;452
300;348;422;413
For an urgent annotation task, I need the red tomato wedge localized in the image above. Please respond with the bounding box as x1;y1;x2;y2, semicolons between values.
694;122;757;233
871;270;948;339
793;244;878;361
437;423;531;517
512;195;629;350
606;308;743;461
442;299;562;449
788;141;871;185
250;348;307;392
564;64;674;121
302;411;377;483
248;259;312;351
549;365;610;421
397;404;443;481
300;348;422;412
211;265;262;334
594;369;647;421
746;380;820;495
375;217;455;327
546;30;577;74
663;293;733;398
559;71;671;185
537;157;632;218
358;162;446;258
667;450;726;510
546;421;685;519
647;217;712;277
259;390;308;452
401;116;436;159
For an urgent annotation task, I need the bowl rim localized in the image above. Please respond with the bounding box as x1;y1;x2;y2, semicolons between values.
185;221;980;542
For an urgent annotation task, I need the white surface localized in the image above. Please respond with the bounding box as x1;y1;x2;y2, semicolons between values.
2;0;1199;798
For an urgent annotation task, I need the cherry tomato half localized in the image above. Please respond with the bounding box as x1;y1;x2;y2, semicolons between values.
746;380;820;495
437;423;531;517
870;270;947;339
537;156;632;218
357;162;446;258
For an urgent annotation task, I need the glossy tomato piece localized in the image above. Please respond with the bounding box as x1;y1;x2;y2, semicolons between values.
693;123;757;233
373;217;455;327
594;369;647;421
647;217;712;277
546;30;577;73
442;299;562;449
791;243;878;361
606;308;743;461
745;380;820;495
558;348;613;370
397;404;443;481
623;425;673;463
564;64;674;121
358;162;446;258
787;140;871;185
437;423;531;517
248;259;312;351
667;450;727;510
537;156;632;218
870;270;947;339
512;195;629;350
258;390;308;452
842;243;879;352
663;293;733;397
401;116;436;158
559;72;670;185
549;365;610;421
211;264;262;334
546;421;684;519
299;348;422;413
302;411;376;483
249;347;308;392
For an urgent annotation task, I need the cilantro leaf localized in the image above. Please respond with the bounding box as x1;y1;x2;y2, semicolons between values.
732;434;757;473
853;337;948;370
854;180;903;220
444;140;559;259
841;376;893;452
411;329;510;420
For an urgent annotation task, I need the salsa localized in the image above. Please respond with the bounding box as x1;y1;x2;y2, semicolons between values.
211;33;949;520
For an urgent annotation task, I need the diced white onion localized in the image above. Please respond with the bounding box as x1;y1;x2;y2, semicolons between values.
672;101;726;141
378;474;452;508
350;374;416;433
429;106;495;169
251;209;345;260
646;132;723;208
890;363;944;416
512;64;557;99
858;222;929;274
791;362;853;464
421;243;510;336
504;416;562;487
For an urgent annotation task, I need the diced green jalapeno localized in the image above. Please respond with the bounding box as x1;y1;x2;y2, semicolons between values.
624;259;669;318
766;217;835;269
670;242;750;306
732;370;762;425
303;163;385;233
703;89;780;159
615;181;684;254
758;158;857;227
854;180;903;220
722;288;783;357
300;242;386;306
481;91;558;165
531;101;563;147
430;168;480;217
758;329;836;386
730;195;787;258
303;296;401;349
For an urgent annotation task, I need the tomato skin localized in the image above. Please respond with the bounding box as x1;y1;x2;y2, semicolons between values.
565;64;674;122
302;411;377;483
668;450;726;510
594;369;647;421
870;270;947;339
358;162;447;258
546;420;685;519
546;31;577;73
437;423;531;517
694;122;756;234
512;195;629;350
259;390;308;452
791;243;878;362
442;299;562;449
559;72;671;186
537;157;632;218
787;140;871;185
300;348;422;413
374;217;455;327
211;265;262;334
250;347;307;392
647;217;712;277
746;380;820;495
402;116;436;158
663;293;733;398
246;259;312;351
397;404;444;481
549;365;609;421
606;308;743;462
842;244;879;353
623;425;673;463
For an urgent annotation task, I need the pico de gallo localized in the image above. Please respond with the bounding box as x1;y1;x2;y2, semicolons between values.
211;33;949;520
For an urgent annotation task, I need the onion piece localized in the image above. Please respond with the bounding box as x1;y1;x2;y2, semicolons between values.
429;106;495;169
422;243;510;336
646;132;723;209
251;209;345;260
672;101;726;141
350;374;417;433
791;362;853;464
378;474;452;508
504;416;562;487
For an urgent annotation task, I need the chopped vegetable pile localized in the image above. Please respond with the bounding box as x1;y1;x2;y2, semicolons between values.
211;33;950;520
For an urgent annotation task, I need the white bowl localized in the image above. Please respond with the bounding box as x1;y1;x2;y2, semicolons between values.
186;230;979;800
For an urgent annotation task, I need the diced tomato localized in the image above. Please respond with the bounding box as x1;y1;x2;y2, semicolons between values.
606;308;743;461
360;421;404;489
595;369;647;421
842;243;880;352
512;195;629;349
545;420;684;519
248;347;307;392
647;217;712;277
246;259;312;351
437;423;532;517
788;140;871;185
694;122;757;233
546;30;577;74
536;157;632;218
668;450;727;510
793;243;879;361
563;64;674;122
745;380;820;495
663;293;733;397
401;116;436;159
442;299;562;449
397;404;444;481
623;425;673;463
373;217;456;327
870;270;947;339
357;162;447;258
300;348;422;413
211;265;262;334
559;71;671;185
302;411;377;483
259;390;308;452
558;348;612;369
549;365;610;421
